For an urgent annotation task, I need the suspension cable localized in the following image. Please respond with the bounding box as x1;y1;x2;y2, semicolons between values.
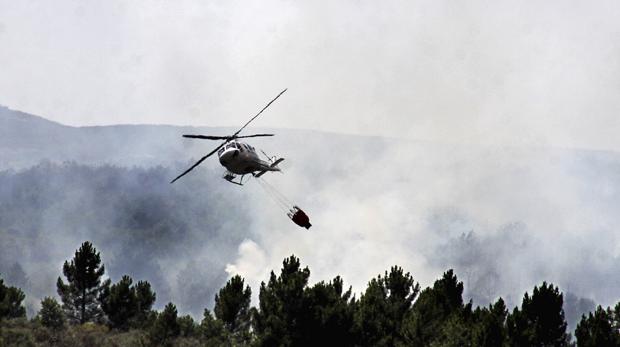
255;177;289;213
257;177;294;206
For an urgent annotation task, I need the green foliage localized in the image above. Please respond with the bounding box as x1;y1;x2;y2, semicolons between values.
67;322;111;346
101;275;136;330
355;277;390;345
471;297;508;347
150;302;181;345
214;275;252;342
1;318;153;347
135;280;157;323
575;305;619;347
506;282;570;347
252;258;358;347
56;241;107;324
0;318;37;347
612;302;620;334
0;162;254;324
300;276;356;346
354;266;419;346
100;275;156;330
200;309;228;346
38;296;65;329
0;275;26;320
8;248;620;346
178;314;198;338
253;255;311;346
435;311;474;347
401;269;467;346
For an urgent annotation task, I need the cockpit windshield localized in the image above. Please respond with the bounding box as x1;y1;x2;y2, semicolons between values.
224;142;241;150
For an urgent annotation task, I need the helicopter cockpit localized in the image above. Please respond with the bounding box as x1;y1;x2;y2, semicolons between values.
218;142;257;157
218;142;237;156
218;142;259;168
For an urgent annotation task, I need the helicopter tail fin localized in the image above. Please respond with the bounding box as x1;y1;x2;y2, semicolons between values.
254;158;284;178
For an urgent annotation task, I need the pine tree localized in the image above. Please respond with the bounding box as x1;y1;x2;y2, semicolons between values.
0;275;26;319
178;314;198;338
56;241;107;324
506;282;570;347
201;309;228;346
471;298;508;346
354;266;420;346
214;275;252;343
437;311;475;347
38;297;65;329
151;302;181;345
99;275;156;330
253;255;311;346
575;305;619;347
301;276;356;346
101;275;137;330
134;280;156;327
401;269;468;346
612;302;620;335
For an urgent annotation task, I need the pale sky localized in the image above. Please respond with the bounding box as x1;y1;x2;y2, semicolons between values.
1;0;620;150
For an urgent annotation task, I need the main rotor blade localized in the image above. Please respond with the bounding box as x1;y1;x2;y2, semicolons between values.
183;134;274;140
233;88;287;137
235;134;275;139
183;135;230;140
170;142;226;184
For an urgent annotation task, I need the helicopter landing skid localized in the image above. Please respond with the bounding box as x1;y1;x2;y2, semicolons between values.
222;172;246;186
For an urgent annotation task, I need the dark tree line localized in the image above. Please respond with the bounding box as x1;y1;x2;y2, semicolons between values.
2;241;620;346
0;276;26;320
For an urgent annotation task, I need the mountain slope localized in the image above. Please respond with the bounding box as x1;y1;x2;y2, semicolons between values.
1;105;620;328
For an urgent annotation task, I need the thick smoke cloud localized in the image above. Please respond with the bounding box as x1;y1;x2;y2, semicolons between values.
1;108;618;331
1;1;620;328
227;137;620;322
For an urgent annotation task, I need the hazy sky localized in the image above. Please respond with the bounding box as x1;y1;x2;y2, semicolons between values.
2;2;620;320
1;0;620;150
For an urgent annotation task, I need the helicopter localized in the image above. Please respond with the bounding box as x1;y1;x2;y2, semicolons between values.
170;89;287;185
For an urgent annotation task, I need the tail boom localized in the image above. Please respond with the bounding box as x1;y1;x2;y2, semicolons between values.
254;158;284;178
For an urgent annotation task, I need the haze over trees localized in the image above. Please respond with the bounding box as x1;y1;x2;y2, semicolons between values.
0;108;619;345
1;106;619;325
0;161;250;317
2;241;620;346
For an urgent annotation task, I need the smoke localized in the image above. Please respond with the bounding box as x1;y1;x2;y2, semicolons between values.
2;1;620;327
0;162;254;317
226;137;620;319
0;111;618;330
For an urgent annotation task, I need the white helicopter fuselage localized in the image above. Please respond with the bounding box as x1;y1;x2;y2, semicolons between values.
170;89;288;185
217;141;278;175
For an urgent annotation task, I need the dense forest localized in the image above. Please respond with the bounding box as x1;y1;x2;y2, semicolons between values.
1;241;618;346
